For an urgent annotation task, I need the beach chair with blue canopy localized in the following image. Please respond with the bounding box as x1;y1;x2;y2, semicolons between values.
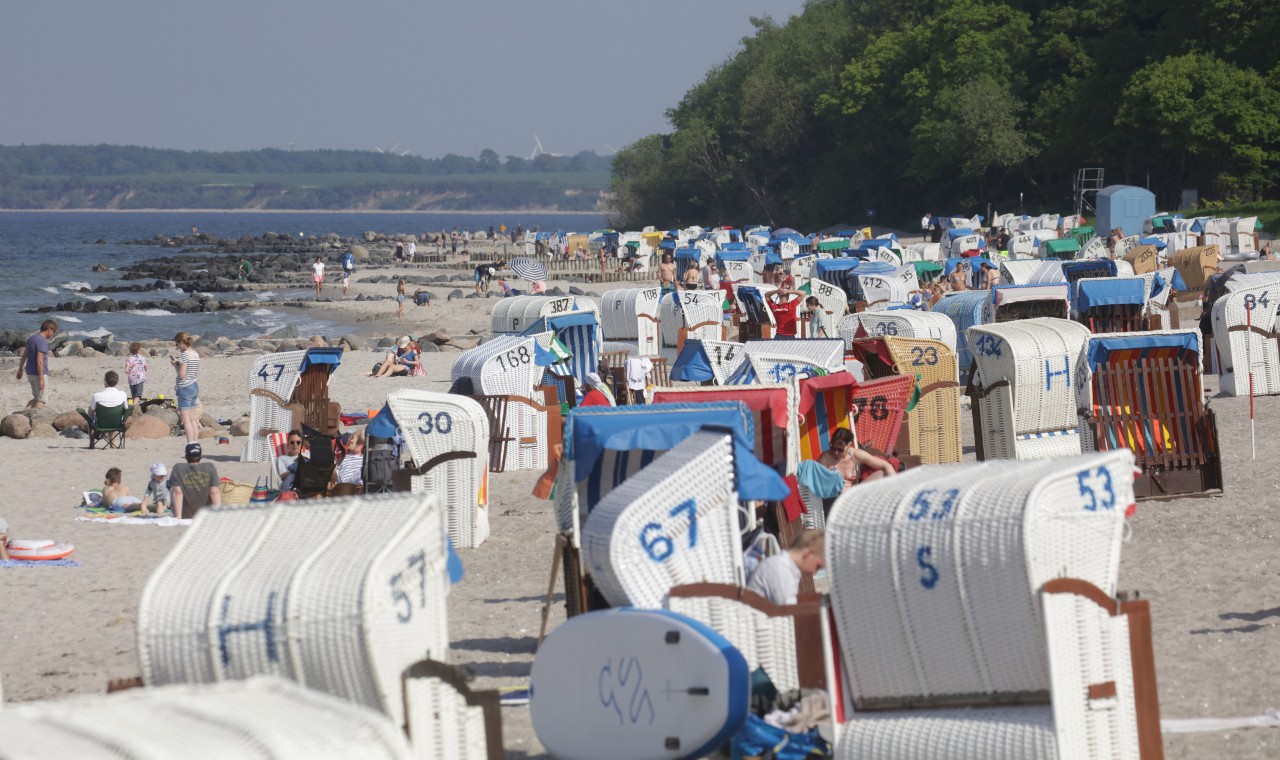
521;312;600;402
1074;278;1148;333
932;290;987;386
548;402;785;616
735;285;777;341
1078;329;1222;499
241;347;343;464
670;339;747;385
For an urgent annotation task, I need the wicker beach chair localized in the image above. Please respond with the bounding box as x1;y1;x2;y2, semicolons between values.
490;294;597;334
1074;277;1150;333
968;318;1092;460
857;273;910;311
651;383;799;474
0;677;416;760
404;661;504;760
999;259;1064;286
848;337;962;464
388;390;491;548
743;337;845;373
1080;329;1222;499
582;430;746;608
982;282;1071;324
136;494;452;729
932;290;988;386
241;350;308;463
1211;283;1280;396
826;451;1160;760
661;290;724;350
840;311;958;352
600;286;662;356
1171;246;1220;302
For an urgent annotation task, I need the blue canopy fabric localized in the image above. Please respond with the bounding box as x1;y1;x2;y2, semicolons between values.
715;250;752;265
765;252;783;266
725;360;758;385
1076;278;1146;311
1061;260;1117;280
814;259;862;275
670;341;716;382
859;238;895;250
564;403;788;502
855;261;896;275
533;341;561;367
366;402;398;439
1086;332;1200;371
545;312;597;331
659;240;677;249
675;247;702;261
1137;236;1167;250
299;347;343;372
945;228;975;241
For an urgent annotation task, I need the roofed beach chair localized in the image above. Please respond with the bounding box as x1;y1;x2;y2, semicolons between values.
136;493;452;729
982;282;1071;324
825;451;1163;760
840;311;957;352
1211;283;1280;397
600;286;662;356
932;290;987;386
1080;330;1222;499
661;289;724;352
582;430;751;609
848;336;962;464
669;338;749;385
241;349;308;463
968;318;1091;460
387;389;490;548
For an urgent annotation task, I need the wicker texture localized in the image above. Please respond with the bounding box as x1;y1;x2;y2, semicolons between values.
805;278;849;327
491;295;597;334
665;593;802;693
932;291;988;386
451;333;545;397
841;312;958;352
661;291;723;348
601;287;662;355
969;318;1091;460
136;494;450;729
405;674;490;760
858;274;910;311
877;337;962;464
826;452;1134;710
0;677;414;760
1211;283;1280;396
241;350;308;463
743;337;845;372
834;706;1056;760
388;390;491;548
697;339;749;384
582;431;744;608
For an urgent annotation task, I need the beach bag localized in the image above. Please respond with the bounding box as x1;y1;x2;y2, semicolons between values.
730;714;830;760
218;478;255;505
249;476;277;504
363;437;398;494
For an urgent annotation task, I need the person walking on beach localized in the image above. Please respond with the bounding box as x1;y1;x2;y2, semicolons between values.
171;332;202;444
396;278;407;318
125;342;148;402
406;240;416;264
341;250;356;295
15;319;57;409
312;257;325;298
658;253;676;297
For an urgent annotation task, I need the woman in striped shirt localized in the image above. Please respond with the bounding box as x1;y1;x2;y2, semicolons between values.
172;331;202;443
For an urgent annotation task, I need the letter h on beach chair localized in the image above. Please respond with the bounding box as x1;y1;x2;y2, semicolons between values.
82;403;132;450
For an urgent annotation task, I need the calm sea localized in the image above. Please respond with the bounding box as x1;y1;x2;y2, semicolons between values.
0;211;606;341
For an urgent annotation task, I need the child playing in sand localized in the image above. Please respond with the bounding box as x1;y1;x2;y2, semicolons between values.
125;342;147;402
142;462;171;516
103;467;143;512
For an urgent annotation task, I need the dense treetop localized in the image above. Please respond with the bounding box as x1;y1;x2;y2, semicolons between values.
609;0;1280;229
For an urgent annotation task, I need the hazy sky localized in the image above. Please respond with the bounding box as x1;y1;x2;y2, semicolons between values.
1;0;808;159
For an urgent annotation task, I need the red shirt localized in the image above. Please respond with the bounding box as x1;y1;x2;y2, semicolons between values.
769;298;800;337
580;388;612;407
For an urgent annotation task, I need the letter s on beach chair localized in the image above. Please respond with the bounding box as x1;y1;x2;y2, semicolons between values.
824;451;1162;760
136;493;452;730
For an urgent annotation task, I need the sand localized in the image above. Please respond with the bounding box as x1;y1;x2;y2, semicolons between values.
1;259;1278;759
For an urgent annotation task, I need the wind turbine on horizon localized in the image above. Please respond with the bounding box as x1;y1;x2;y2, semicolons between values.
528;134;563;160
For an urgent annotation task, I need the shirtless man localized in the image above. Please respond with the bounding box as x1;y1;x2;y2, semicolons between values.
657;253;676;296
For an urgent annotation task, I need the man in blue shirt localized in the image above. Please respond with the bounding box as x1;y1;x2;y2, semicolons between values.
341;250;356;295
15;319;57;409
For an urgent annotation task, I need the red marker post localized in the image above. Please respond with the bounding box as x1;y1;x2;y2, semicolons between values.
1247;303;1256;460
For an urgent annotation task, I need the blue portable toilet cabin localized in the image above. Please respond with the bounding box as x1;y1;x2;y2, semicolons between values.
1096;185;1156;237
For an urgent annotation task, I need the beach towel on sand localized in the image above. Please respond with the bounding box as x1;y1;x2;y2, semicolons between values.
76;515;192;527
1;559;82;568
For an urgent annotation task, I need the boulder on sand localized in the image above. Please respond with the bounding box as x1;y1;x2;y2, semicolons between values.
1;413;32;439
230;415;251;437
52;411;89;433
126;414;171;439
29;422;58;439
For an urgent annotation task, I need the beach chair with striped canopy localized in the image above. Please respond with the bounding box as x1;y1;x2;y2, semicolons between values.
137;493;452;729
650;384;798;475
387;390;491;549
968;318;1091;460
825;451;1162;760
1080;329;1222;499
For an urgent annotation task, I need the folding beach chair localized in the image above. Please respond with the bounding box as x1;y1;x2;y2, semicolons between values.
84;402;131;450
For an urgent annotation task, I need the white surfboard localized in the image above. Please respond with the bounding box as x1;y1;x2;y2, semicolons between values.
531;608;749;760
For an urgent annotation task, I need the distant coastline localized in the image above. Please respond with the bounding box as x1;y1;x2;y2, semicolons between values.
0;207;604;216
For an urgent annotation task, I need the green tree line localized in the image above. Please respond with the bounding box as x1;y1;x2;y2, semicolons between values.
609;0;1280;229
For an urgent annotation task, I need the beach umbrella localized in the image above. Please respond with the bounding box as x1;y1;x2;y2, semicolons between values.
510;257;549;281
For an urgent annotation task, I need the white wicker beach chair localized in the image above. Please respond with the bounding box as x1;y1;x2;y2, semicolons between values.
968;318;1091;460
1223;270;1280;294
387;390;491;548
826;451;1148;760
696;338;750;384
582;430;745;608
742;337;845;373
661;290;723;349
840;312;958;352
1211;283;1280;396
240;350;308;463
404;661;504;760
932;290;987;386
0;677;416;760
600;286;662;355
858;273;909;311
981;283;1071;325
1000;259;1064;286
1231;217;1258;256
451;332;545;397
490;295;598;334
791;252;826;279
136;494;451;728
803;277;848;333
1009;233;1038;258
724;259;756;283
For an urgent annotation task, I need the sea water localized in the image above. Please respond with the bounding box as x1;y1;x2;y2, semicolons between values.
0;210;605;340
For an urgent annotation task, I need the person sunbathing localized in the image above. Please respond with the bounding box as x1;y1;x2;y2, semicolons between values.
817;428;895;488
372;336;421;378
102;467;143;511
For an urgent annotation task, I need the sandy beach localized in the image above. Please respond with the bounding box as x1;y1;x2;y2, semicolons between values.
1;255;1278;758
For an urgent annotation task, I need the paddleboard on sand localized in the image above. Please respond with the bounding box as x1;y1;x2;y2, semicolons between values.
530;608;749;760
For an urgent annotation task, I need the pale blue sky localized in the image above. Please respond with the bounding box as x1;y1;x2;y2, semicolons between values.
0;0;808;158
